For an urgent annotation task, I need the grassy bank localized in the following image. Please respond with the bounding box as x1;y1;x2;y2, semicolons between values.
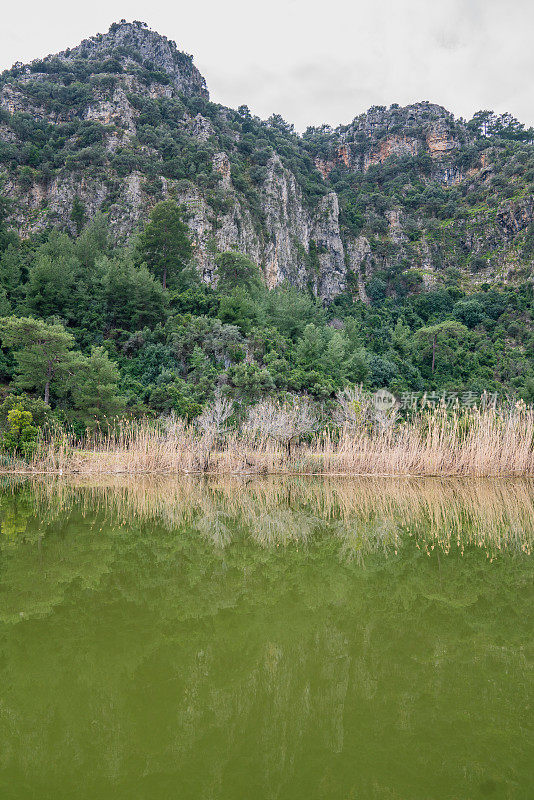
2;396;534;477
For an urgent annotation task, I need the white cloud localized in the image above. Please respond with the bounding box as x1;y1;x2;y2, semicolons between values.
1;0;533;130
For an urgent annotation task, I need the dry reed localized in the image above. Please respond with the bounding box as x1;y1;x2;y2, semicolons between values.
2;399;534;477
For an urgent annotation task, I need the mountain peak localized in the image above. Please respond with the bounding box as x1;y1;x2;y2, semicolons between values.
30;20;209;99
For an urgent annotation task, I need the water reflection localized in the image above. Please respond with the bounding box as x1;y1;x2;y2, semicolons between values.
1;475;532;557
0;478;532;799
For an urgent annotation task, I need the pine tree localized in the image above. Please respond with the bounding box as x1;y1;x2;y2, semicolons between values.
69;347;124;426
137;201;192;290
0;317;75;405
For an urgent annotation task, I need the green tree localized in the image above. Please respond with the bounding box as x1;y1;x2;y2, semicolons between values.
218;287;260;334
137;201;192;290
216;251;263;296
74;213;110;268
70;196;86;235
412;320;468;376
466;110;494;137
0;316;75;405
26;252;76;319
391;318;411;356
0;393;52;428
521;376;534;404
296;324;324;369
69;346;125;427
187;346;218;396
345;348;369;384
102;257;168;330
263;284;325;340
0;244;27;307
149;373;204;421
229;362;275;402
0;286;10;315
321;331;347;386
0;190;17;253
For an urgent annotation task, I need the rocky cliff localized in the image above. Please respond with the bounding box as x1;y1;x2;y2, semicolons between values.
1;21;533;300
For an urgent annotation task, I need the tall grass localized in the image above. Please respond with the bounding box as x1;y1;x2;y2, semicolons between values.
2;397;534;477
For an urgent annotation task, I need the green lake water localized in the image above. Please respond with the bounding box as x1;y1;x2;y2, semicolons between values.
0;477;532;799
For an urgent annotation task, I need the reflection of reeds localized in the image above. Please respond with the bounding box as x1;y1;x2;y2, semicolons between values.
4;403;534;477
3;475;532;558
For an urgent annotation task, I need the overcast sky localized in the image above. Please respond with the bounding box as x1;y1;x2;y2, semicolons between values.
2;0;532;131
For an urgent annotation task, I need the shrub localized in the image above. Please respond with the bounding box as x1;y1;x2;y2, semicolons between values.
0;402;38;457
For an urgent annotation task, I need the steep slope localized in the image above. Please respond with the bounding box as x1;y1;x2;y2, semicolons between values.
1;21;533;300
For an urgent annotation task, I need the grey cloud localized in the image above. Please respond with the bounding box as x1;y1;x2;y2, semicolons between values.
1;0;533;130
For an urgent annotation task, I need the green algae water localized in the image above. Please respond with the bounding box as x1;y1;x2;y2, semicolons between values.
0;477;532;800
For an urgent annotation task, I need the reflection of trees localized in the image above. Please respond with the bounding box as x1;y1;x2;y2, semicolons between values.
0;478;531;797
2;475;532;556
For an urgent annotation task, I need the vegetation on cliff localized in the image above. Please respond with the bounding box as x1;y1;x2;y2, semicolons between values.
0;22;533;468
1;22;534;292
0;197;532;444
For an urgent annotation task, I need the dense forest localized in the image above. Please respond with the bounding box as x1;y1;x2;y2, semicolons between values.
0;198;532;438
0;21;533;446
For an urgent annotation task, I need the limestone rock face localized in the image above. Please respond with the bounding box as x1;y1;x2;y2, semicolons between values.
426;118;459;157
212;153;232;190
84;82;138;134
1;24;533;301
311;193;346;299
262;155;309;289
324;103;463;176
346;238;372;305
496;196;534;240
363;135;420;171
172;157;347;299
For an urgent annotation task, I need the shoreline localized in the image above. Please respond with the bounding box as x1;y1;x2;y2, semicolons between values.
2;467;534;479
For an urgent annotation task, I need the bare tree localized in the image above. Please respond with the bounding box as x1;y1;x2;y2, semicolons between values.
334;386;373;432
246;396;316;455
196;387;234;444
335;386;397;432
160;411;187;438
